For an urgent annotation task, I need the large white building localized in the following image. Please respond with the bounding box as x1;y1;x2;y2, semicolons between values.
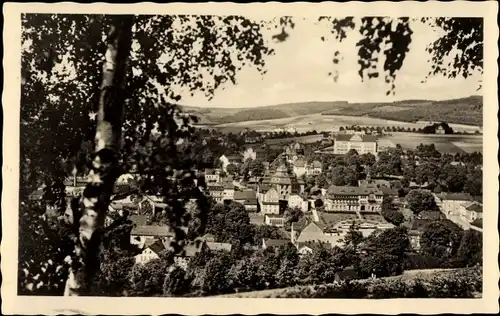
324;185;384;213
333;134;378;155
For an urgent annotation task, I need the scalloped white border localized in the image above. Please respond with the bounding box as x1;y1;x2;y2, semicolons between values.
2;2;499;315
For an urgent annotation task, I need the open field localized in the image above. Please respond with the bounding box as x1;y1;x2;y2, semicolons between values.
211;113;481;134
378;132;483;153
264;134;324;145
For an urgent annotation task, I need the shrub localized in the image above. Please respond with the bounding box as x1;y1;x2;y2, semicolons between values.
369;278;412;298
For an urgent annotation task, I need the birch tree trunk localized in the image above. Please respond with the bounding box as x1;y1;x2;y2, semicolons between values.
64;15;134;296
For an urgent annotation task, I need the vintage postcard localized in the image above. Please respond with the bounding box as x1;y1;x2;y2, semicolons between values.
2;1;499;315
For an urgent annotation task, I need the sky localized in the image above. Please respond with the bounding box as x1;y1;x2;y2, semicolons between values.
36;16;482;109
176;17;482;108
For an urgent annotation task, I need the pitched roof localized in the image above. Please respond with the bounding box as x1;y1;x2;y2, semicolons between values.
440;192;474;201
335;134;377;142
131;225;174;237
464;202;482;213
147;240;166;255
234;189;256;201
205;168;220;175
265;214;285;219
263;239;290;248
206;242;232;252
29;188;45;200
259;184;271;193
207;184;224;191
312;161;322;168
129;214;148;226
296;240;333;249
201;233;216;242
249;215;265;225
292;216;311;232
471;218;483;228
327;185;383;196
222;182;235;190
181;241;205;257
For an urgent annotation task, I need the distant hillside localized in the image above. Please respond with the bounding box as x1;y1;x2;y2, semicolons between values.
182;96;482;127
322;96;483;126
218;108;291;124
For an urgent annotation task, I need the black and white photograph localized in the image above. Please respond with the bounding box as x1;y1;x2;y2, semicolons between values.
2;2;499;315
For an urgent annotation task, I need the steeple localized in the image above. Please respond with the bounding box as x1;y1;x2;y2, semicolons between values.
366;166;372;183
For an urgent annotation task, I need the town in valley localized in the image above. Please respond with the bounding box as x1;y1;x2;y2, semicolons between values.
28;118;484;297
17;12;486;300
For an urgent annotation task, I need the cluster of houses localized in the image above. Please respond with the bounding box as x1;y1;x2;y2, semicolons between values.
435;192;483;230
28;137;484;271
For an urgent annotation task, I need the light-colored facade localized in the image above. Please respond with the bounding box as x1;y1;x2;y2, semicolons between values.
269;165;293;200
324;185;384;213
207;184;225;203
242;147;257;161
436;126;445;134
205;168;221;184
222;183;235;201
288;194;309;213
135;245;161;264
259;187;280;214
293;159;306;178
305;161;322;176
333;134;377;155
439;193;474;217
460;201;483;223
264;214;285;227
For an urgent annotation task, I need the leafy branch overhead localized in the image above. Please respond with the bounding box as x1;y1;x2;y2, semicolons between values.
317;16;481;94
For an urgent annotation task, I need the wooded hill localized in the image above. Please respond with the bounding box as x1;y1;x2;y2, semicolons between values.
181;96;482;126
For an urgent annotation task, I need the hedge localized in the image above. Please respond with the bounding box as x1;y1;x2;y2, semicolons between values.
218;266;482;298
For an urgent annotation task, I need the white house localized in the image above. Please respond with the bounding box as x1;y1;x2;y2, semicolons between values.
135;241;165;265
460;201;483;223
293;158;307;177
333;134;378;155
258;187;280;214
242;147;257;162
222;182;235;201
264;214;285;227
439;193;474;217
204;168;221;184
306;161;322;176
130;225;174;249
288;194;309;213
